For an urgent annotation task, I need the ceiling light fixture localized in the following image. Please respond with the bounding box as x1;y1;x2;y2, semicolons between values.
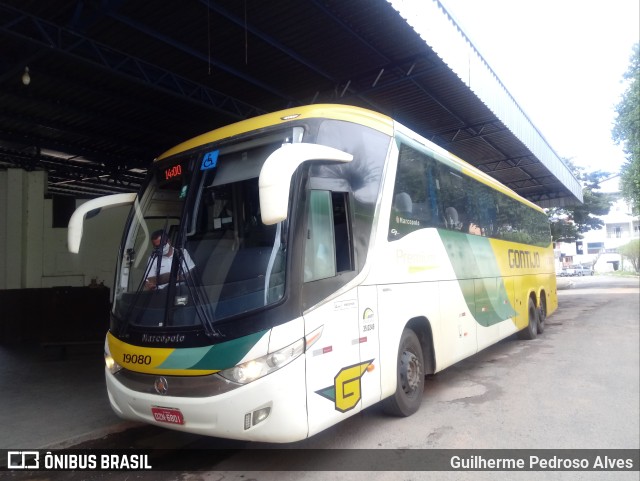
21;66;30;86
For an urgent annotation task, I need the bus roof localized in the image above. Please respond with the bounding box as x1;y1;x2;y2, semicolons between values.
157;103;544;214
156;104;394;161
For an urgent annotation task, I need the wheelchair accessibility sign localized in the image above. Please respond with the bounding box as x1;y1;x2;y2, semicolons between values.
201;150;219;170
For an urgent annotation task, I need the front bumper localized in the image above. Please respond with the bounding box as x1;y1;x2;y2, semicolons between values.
106;355;308;443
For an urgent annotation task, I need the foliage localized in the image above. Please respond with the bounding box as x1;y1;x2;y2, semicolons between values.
612;43;640;214
548;217;578;243
617;239;640;273
547;160;613;242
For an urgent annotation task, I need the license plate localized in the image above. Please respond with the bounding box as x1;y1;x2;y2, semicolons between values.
151;406;184;425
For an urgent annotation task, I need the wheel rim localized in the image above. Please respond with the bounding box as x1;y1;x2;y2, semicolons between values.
400;349;422;395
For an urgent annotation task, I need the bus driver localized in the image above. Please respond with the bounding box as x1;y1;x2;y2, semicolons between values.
144;230;195;290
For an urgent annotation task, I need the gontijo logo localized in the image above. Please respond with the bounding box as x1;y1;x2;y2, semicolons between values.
316;360;374;412
508;249;541;269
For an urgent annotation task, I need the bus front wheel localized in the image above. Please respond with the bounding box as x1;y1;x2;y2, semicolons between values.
537;297;547;334
383;329;424;417
518;298;539;340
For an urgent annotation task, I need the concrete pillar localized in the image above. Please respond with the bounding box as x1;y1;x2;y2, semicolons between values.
23;170;46;288
2;169;24;289
0;170;6;290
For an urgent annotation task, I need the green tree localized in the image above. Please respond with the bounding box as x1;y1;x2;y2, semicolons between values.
547;160;612;242
612;43;640;214
618;239;640;273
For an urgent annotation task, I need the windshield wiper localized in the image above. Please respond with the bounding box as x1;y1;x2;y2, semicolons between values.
171;248;223;339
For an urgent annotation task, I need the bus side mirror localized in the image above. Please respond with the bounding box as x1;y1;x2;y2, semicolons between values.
258;143;353;225
68;193;136;253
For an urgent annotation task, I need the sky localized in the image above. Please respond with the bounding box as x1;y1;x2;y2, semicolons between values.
399;0;639;176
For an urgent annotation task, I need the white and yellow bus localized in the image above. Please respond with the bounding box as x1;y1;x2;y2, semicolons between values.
69;104;557;442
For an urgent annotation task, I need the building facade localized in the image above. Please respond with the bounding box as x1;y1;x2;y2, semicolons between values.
556;175;639;273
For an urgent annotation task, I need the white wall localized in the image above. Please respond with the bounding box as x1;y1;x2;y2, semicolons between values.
0;168;131;292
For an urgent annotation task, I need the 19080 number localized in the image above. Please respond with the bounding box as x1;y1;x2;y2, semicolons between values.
123;353;152;365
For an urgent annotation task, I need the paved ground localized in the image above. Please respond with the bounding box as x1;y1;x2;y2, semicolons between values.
0;343;137;450
1;274;638;481
0;275;577;450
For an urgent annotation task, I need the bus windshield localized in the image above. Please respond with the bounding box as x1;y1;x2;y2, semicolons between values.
112;135;288;333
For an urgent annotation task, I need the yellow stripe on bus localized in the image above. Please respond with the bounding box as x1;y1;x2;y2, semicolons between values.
156;104;394;161
107;332;219;376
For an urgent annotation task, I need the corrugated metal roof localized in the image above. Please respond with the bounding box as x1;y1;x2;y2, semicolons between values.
391;0;582;205
0;0;581;206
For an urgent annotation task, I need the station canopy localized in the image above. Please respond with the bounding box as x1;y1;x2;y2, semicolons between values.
0;0;582;206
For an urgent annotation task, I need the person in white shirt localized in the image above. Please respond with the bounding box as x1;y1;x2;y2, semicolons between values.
144;230;195;290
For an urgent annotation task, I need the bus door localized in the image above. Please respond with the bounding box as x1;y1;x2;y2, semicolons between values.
301;189;369;436
475;277;501;350
303;292;364;436
356;284;380;410
438;279;478;366
498;277;517;337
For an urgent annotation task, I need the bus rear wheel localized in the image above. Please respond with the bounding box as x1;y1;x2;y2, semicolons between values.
383;329;424;417
518;298;538;340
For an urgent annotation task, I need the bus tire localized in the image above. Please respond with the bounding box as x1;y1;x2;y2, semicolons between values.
537;297;547;334
383;329;424;417
518;298;538;340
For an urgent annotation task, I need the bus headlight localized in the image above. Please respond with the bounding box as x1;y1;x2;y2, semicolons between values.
219;338;304;384
104;349;123;375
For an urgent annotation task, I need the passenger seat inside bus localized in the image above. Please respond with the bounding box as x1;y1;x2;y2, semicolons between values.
394;192;413;217
444;207;461;230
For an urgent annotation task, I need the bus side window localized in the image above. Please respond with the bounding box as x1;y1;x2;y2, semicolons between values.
389;143;443;240
304;190;337;282
303;190;354;283
331;192;353;273
468;182;497;237
439;169;467;231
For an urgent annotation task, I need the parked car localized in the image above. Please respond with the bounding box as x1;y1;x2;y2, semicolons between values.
574;266;593;276
567;264;593;276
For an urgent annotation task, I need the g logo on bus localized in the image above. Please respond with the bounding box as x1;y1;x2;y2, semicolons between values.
316;360;373;413
154;376;169;395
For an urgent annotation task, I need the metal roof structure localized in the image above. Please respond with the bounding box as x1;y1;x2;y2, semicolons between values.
0;0;582;206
